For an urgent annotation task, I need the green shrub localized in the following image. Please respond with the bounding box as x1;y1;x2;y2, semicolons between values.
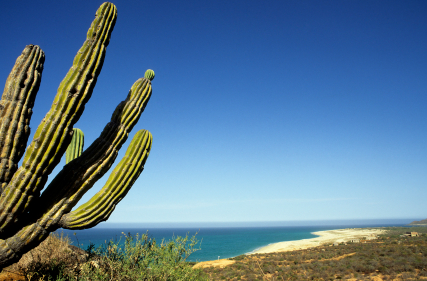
74;232;207;281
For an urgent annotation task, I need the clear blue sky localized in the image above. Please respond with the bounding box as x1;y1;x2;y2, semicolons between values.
1;0;426;224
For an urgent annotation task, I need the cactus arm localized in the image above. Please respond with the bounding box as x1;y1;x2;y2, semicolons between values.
33;75;152;231
0;45;44;192
61;129;152;229
0;3;117;231
42;76;152;208
65;128;84;164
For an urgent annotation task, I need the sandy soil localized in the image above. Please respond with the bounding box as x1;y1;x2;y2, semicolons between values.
193;258;235;269
251;228;386;254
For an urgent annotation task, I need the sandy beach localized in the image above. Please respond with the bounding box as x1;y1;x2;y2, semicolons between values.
251;228;386;254
194;228;387;268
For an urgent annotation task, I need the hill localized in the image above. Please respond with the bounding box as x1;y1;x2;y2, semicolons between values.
409;218;427;225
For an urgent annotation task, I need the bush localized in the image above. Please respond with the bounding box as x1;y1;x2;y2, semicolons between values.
3;232;208;281
75;232;207;280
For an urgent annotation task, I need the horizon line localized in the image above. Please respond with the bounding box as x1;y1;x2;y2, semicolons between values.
89;218;421;228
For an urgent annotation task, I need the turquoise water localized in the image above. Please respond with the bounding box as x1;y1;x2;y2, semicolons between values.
57;220;411;262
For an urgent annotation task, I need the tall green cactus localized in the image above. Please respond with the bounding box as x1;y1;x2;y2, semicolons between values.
66;128;84;164
0;2;154;268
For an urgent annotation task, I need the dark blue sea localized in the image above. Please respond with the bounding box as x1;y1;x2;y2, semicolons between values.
56;219;414;262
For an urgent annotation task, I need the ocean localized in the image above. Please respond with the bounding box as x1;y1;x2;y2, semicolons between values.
56;219;414;262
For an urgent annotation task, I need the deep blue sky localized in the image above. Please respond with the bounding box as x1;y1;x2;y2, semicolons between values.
1;0;426;224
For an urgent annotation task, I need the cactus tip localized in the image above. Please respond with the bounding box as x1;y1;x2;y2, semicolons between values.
144;69;155;81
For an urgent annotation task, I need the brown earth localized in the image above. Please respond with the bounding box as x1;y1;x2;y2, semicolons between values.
0;271;25;281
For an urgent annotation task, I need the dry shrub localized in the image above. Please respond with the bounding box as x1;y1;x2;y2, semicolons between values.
3;232;86;280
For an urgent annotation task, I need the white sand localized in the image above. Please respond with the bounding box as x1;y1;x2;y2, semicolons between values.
251;228;386;254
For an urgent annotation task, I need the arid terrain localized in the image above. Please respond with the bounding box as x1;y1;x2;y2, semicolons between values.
199;227;427;280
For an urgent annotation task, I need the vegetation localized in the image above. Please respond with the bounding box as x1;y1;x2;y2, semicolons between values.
2;232;207;281
1;227;426;280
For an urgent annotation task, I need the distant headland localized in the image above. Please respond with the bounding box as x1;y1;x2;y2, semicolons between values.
409;218;427;225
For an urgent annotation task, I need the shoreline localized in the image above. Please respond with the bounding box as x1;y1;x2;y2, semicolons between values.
249;227;386;254
194;227;387;268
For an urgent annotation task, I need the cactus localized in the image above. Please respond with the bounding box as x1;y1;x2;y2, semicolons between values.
0;2;154;268
66;128;84;164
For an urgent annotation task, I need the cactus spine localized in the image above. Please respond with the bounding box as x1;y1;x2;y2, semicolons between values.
0;3;154;268
66;128;84;164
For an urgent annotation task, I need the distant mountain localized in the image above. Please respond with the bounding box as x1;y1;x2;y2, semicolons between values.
409;219;427;225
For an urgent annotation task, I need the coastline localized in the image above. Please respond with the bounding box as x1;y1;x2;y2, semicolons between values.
60;224;402;263
250;228;386;254
194;227;387;268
